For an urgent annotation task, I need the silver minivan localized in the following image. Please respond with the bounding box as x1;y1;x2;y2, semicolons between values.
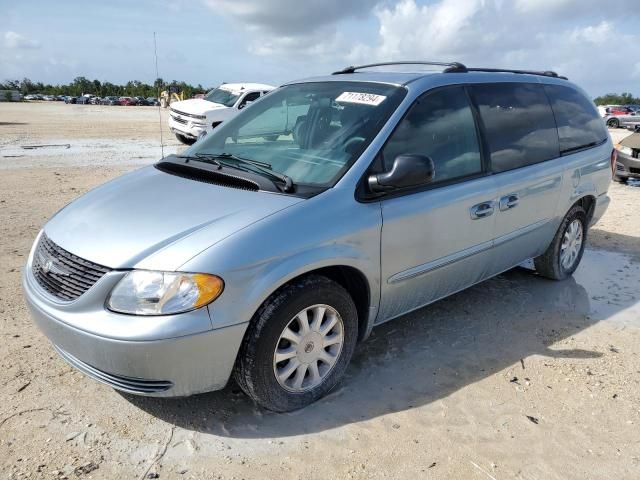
23;62;613;411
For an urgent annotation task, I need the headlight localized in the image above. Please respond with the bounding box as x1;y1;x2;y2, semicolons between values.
107;271;224;315
616;145;633;156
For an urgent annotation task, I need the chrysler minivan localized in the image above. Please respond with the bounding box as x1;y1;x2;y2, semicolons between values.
23;62;613;412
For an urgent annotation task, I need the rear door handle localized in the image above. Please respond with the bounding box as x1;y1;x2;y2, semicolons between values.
470;201;495;219
499;193;519;211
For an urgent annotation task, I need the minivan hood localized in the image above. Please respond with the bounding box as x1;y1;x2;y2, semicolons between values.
171;98;226;115
44;166;302;270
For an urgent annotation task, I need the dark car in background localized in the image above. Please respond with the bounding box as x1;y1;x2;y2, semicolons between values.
101;96;121;106
133;96;148;106
146;97;159;106
614;132;640;182
64;96;77;104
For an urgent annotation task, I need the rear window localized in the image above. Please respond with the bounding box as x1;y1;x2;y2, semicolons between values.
543;84;608;154
471;83;559;173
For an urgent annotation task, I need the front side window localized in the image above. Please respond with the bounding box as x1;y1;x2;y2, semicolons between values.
189;82;406;187
543;84;608;154
471;83;559;173
239;91;261;109
204;87;241;107
381;86;482;184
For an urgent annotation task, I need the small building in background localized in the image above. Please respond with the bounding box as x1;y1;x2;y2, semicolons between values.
0;90;22;101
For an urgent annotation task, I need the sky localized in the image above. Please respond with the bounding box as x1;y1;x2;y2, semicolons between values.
1;0;639;97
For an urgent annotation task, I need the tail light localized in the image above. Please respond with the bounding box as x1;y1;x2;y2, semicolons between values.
611;148;617;177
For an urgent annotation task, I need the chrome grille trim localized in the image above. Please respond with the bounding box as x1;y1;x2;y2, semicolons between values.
32;233;110;301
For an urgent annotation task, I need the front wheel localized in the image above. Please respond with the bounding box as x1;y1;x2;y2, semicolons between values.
613;174;628;184
175;133;196;145
607;118;620;128
234;275;358;412
534;205;587;280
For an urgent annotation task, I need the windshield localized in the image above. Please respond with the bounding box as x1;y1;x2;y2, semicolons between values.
204;87;241;107
187;81;406;188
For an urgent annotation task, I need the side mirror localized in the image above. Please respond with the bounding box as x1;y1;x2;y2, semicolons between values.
368;154;435;193
238;101;253;110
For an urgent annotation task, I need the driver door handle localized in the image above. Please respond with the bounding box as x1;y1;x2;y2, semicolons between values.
499;193;520;211
470;201;495;220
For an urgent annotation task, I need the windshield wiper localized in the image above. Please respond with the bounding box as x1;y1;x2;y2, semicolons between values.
178;152;294;193
206;153;294;193
176;153;223;168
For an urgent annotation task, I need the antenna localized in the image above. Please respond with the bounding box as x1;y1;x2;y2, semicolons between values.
153;32;164;159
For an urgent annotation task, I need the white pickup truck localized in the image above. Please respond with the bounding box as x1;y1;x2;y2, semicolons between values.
168;83;275;144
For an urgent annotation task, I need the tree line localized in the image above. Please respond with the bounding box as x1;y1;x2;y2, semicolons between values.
0;77;210;98
2;76;638;105
592;92;640;106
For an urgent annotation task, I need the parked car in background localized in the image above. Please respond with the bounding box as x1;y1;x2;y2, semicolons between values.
76;94;95;105
64;96;77;104
119;97;137;106
133;96;148;106
24;94;40;101
90;96;102;105
614;132;640;182
146;97;159;106
603;106;638;129
168;82;275;144
23;63;613;412
101;96;121;106
43;95;56;101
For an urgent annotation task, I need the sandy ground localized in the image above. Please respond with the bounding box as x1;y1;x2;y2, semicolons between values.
1;102;639;480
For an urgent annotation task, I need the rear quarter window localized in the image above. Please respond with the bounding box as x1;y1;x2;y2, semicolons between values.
471;83;559;173
543;84;608;154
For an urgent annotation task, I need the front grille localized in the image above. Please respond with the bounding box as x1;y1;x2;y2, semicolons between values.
170;114;187;125
54;346;173;394
630;167;640;174
32;234;110;301
170;108;203;120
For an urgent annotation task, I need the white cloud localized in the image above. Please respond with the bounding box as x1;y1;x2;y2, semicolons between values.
344;0;640;95
570;21;612;45
4;31;41;49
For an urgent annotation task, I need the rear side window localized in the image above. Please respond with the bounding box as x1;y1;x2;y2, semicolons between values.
543;84;608;154
471;83;559;173
381;86;482;184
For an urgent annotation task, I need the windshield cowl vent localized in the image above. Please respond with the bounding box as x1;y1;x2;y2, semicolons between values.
155;161;260;191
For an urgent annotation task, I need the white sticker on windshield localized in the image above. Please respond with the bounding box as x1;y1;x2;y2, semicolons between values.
336;92;387;106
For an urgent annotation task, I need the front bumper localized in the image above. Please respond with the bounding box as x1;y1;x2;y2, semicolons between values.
615;149;640;178
168;115;206;139
22;263;248;397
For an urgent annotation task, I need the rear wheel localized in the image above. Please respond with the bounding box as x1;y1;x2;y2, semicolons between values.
534;205;587;280
607;118;620;128
234;275;358;412
175;133;196;145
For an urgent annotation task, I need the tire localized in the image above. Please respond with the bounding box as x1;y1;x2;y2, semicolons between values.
175;133;196;145
534;205;587;280
607;118;620;128
613;175;628;184
234;275;358;412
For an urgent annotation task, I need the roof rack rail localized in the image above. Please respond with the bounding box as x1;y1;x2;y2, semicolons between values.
332;61;467;75
462;67;568;80
331;61;567;80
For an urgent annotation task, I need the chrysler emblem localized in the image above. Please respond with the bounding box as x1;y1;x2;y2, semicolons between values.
37;251;70;276
43;259;54;273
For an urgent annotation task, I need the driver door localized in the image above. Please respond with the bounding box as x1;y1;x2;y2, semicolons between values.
377;86;498;322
